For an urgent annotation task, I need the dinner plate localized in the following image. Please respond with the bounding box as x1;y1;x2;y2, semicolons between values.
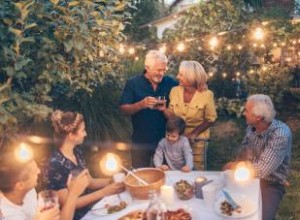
214;191;257;218
91;192;132;216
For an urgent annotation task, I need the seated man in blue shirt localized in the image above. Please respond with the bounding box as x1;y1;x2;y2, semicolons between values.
224;94;292;220
119;50;178;168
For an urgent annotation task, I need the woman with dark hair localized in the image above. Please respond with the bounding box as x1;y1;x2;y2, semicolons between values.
43;110;124;220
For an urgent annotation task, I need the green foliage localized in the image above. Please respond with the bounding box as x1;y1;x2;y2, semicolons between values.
161;0;296;103
245;64;292;107
215;97;245;118
0;0;132;144
124;0;164;43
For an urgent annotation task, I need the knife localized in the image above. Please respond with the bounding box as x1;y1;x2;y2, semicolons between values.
221;189;241;211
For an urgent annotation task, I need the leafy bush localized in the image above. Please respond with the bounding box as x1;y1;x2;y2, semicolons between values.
215;97;245;118
245;63;292;108
0;0;132;144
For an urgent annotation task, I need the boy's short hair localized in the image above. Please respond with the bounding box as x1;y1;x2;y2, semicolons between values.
0;152;32;192
166;116;186;135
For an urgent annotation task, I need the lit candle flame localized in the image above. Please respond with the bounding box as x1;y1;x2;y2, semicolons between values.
15;143;33;162
234;166;250;182
100;152;121;176
105;153;118;172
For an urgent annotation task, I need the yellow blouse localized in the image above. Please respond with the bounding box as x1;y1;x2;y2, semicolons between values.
168;86;217;139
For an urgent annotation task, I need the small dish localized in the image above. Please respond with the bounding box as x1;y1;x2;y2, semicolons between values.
214;191;257;218
91;192;132;216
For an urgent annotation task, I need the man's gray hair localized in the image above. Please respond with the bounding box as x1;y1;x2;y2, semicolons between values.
247;94;276;123
144;50;168;67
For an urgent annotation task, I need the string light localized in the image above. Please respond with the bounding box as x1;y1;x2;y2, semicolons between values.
237;45;242;50
236;72;241;76
99;50;104;57
135;56;139;61
159;45;167;53
222;72;227;78
226;45;232;50
209;36;218;49
253;27;264;41
128;47;135;55
208;72;214;77
249;69;254;74
176;42;185;52
262;66;267;71
119;44;125;54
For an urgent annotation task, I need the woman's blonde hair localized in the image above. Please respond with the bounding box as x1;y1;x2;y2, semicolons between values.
179;61;207;89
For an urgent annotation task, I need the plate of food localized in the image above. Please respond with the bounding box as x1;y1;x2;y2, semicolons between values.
118;209;145;220
214;192;257;218
117;207;192;220
91;192;132;216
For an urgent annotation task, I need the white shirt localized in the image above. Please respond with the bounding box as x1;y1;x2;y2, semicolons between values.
0;189;37;220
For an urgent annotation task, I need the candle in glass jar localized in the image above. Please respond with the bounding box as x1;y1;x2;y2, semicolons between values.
160;185;174;206
194;176;207;199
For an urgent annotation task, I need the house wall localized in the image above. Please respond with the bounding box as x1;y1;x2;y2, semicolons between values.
155;16;182;39
172;0;199;12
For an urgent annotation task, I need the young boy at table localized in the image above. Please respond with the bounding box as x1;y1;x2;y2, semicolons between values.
0;151;89;220
153;116;193;172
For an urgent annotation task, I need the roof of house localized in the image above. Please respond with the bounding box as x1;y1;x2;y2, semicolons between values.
170;0;182;9
140;10;185;28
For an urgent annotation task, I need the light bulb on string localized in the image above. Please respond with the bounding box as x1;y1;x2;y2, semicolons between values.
209;36;218;49
176;42;185;52
222;73;227;78
237;45;242;50
226;45;232;50
159;45;167;54
119;44;125;54
128;47;135;55
253;27;264;41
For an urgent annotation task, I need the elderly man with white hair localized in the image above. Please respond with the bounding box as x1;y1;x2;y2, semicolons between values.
224;94;292;220
119;50;178;168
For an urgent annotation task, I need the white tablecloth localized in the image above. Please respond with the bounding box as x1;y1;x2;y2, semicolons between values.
81;171;262;220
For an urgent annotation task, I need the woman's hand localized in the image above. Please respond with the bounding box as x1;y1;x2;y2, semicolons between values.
67;169;89;198
101;182;125;197
159;165;170;171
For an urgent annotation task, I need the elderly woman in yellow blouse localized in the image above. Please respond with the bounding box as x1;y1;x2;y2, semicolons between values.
164;60;217;170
